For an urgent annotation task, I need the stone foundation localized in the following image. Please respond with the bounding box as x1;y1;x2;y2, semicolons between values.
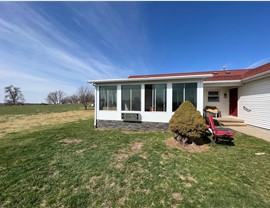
96;120;169;131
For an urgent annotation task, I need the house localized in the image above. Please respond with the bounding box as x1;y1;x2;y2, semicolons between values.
89;62;270;130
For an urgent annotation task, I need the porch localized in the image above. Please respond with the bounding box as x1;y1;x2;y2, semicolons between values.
203;80;242;118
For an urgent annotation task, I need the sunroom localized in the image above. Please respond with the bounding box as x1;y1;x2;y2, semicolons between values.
89;74;212;130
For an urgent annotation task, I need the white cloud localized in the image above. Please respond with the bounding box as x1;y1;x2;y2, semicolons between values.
0;2;146;103
245;58;270;69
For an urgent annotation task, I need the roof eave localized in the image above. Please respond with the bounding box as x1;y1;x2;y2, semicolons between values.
88;74;213;84
242;70;270;83
203;80;243;87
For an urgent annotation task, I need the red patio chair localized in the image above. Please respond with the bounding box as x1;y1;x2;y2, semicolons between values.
208;116;234;143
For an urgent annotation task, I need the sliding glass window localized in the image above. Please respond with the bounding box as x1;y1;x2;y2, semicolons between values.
122;85;141;111
145;84;167;112
99;86;117;110
172;83;184;111
172;83;197;111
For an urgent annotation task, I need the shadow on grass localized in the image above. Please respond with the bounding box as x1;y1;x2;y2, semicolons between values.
195;131;236;147
215;139;235;146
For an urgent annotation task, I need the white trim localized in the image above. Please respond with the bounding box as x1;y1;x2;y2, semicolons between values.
204;80;243;87
204;80;241;84
88;74;213;84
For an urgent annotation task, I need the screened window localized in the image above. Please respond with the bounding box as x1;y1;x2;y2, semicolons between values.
173;83;197;111
99;86;117;110
185;83;197;107
122;85;141;111
145;84;167;112
208;91;219;102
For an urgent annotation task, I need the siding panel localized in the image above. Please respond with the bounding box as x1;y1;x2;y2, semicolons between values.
238;77;270;129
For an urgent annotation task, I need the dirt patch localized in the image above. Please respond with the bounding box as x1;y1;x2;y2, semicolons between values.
0;110;93;138
114;141;144;169
114;152;130;169
59;138;82;144
166;137;209;153
130;142;144;152
118;197;126;205
172;193;183;201
115;152;130;161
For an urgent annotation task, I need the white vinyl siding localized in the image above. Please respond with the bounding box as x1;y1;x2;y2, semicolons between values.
238;77;270;130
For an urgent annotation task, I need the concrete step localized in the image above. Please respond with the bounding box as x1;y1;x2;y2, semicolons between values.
220;122;247;126
215;117;245;123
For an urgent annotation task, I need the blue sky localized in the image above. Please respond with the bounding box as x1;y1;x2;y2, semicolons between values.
1;2;270;103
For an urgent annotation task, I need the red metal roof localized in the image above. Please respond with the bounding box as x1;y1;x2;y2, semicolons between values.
128;63;270;81
242;62;270;79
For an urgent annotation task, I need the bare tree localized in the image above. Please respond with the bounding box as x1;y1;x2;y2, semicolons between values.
63;94;79;104
4;85;25;105
46;90;65;104
76;86;94;109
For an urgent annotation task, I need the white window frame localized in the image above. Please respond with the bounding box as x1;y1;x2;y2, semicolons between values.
208;91;219;102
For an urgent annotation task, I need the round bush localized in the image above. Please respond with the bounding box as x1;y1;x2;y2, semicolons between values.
169;101;206;143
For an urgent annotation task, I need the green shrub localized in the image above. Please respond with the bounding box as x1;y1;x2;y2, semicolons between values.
169;101;206;144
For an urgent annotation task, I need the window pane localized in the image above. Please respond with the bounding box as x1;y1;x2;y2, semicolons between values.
155;84;166;111
208;91;219;96
208;91;219;102
173;83;184;111
132;85;141;111
99;86;117;110
145;84;166;112
122;85;141;111
122;86;130;110
185;83;197;108
145;84;153;111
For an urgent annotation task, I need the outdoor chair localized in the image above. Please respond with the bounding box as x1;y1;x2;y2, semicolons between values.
207;115;234;143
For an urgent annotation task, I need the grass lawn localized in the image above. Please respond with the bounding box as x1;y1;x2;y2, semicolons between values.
0;118;270;207
0;104;87;116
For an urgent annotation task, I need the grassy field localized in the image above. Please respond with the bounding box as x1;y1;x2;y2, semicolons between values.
0;107;269;207
0;104;85;116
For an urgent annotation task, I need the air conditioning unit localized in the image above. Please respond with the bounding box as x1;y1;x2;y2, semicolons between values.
121;113;141;122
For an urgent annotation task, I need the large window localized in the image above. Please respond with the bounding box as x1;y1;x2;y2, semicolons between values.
145;84;167;111
122;85;141;111
99;86;117;110
208;91;219;102
173;83;197;111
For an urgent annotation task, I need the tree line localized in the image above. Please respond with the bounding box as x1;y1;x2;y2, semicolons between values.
3;85;95;110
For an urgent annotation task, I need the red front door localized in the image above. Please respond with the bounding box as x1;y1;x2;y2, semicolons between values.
229;88;238;116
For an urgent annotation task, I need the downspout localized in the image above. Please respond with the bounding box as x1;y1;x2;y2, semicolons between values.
92;83;97;128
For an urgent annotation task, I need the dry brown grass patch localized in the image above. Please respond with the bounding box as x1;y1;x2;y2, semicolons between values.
172;193;183;201
0;110;93;138
187;176;197;183
115;152;130;161
183;182;192;188
114;141;144;169
59;138;82;144
166;137;209;153
130;141;143;152
114;152;130;169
